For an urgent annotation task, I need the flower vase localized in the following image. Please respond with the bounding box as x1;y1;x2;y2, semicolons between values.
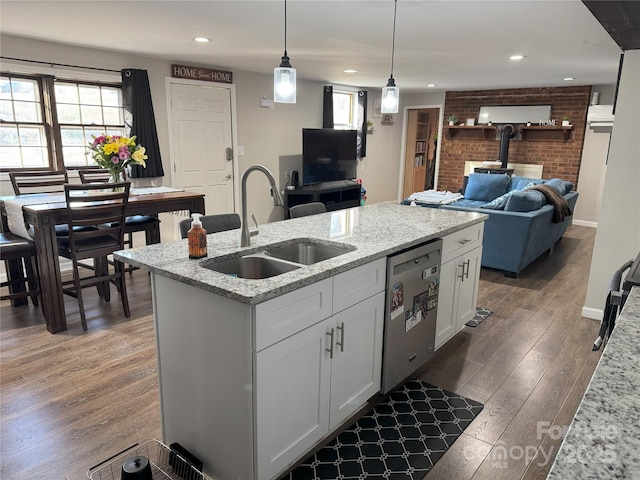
109;170;126;191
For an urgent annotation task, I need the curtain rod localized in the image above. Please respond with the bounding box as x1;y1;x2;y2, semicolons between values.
1;56;120;73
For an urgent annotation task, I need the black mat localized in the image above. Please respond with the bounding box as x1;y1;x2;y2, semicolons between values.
465;307;493;327
289;379;484;480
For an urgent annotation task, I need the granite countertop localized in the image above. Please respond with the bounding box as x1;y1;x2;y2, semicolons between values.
114;202;486;304
547;286;640;479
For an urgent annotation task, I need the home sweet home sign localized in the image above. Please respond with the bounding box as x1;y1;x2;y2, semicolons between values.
171;64;233;84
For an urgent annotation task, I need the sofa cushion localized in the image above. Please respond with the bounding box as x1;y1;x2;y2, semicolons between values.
545;178;567;195
562;180;574;192
451;199;488;208
509;176;544;192
504;189;547;212
464;173;510;202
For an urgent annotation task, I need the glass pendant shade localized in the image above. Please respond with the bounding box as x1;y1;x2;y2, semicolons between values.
274;55;296;103
381;77;399;113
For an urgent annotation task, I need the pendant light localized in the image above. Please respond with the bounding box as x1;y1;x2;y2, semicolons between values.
274;0;296;103
381;0;399;113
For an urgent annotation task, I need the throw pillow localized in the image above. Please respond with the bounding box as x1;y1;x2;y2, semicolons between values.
509;176;544;192
464;173;511;202
480;190;514;210
562;180;574;193
545;178;566;196
504;189;546;212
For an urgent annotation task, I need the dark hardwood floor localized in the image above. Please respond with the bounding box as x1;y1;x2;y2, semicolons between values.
0;225;600;480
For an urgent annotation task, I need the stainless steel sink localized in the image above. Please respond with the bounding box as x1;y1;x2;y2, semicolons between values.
264;240;355;265
202;255;300;279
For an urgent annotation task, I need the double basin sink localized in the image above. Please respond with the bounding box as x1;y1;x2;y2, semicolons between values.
201;239;356;279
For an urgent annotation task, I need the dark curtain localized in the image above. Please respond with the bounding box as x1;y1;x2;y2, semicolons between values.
322;86;334;128
121;69;164;178
358;90;367;158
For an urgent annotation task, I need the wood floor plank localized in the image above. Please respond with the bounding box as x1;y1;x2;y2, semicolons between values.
423;433;492;480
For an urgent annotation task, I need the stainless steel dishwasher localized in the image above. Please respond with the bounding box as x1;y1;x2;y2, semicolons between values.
381;239;442;394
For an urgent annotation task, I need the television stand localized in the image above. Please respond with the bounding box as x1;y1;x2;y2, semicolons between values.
284;182;361;218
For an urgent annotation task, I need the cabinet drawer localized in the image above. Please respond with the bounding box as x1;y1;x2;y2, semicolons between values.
332;258;386;314
442;223;484;264
254;278;332;351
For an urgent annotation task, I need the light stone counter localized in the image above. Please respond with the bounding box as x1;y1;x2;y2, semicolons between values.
547;286;640;479
114;202;486;304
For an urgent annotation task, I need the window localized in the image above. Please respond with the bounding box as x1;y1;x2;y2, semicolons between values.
0;76;49;168
0;73;124;170
332;90;358;130
55;81;125;166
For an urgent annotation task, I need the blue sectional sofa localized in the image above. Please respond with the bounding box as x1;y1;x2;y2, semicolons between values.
418;173;578;277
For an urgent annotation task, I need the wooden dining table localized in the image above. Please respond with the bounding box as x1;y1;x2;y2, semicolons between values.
1;189;205;333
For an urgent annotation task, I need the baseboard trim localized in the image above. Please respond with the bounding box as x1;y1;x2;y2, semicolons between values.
573;219;598;228
582;306;603;320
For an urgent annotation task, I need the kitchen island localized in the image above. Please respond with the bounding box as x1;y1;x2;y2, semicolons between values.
115;202;487;480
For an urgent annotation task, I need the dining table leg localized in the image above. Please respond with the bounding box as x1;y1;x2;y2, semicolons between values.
32;214;67;333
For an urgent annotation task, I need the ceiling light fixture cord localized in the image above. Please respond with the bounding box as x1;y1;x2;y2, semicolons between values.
284;0;288;57
390;0;397;78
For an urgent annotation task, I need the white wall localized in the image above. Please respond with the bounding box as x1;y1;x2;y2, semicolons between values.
583;50;640;319
573;84;616;227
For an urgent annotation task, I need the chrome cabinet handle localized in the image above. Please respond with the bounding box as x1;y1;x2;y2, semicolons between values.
458;262;465;281
326;328;335;359
336;322;345;352
464;259;470;279
458;238;471;245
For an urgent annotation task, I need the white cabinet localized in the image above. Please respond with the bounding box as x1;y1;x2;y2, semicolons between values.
255;292;384;479
254;258;385;480
435;224;483;350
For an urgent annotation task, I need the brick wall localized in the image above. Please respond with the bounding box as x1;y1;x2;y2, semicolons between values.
438;86;591;192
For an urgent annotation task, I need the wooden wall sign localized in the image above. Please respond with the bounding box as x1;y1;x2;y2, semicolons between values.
171;64;233;83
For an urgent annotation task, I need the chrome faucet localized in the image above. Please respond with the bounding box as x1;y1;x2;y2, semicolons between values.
240;164;283;247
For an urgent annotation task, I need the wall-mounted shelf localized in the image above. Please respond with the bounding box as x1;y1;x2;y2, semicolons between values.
520;125;574;142
445;125;497;140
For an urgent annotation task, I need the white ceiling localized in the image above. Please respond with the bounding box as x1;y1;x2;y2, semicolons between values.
0;0;623;92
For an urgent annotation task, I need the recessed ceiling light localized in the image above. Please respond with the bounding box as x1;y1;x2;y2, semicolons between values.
427;84;437;87
509;55;526;61
343;69;358;74
194;37;211;43
563;77;575;81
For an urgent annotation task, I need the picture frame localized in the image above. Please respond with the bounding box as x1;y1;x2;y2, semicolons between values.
372;98;382;118
381;113;394;125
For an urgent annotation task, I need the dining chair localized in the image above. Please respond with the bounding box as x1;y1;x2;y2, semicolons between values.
0;232;40;307
289;202;327;219
178;213;241;239
57;182;131;331
9;170;68;195
78;168;161;272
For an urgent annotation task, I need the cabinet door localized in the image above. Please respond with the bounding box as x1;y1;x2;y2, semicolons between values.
255;319;332;480
456;247;482;329
329;292;384;429
435;258;459;350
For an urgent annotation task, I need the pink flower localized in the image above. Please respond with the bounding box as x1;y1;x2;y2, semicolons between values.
92;135;106;147
118;146;130;160
111;157;120;165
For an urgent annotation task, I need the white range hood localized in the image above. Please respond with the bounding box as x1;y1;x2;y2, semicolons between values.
587;105;615;128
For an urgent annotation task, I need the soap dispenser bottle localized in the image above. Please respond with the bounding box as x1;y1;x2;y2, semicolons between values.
188;213;207;259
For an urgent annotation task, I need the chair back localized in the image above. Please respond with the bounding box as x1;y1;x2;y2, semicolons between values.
62;182;130;261
9;170;68;195
289;202;327;218
78;169;113;184
179;213;241;239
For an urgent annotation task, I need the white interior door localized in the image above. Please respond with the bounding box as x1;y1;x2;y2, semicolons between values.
170;83;234;215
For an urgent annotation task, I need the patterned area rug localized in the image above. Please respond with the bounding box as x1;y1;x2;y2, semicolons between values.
465;307;493;327
289;379;484;480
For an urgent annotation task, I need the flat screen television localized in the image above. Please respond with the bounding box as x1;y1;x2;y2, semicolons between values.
302;128;357;186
